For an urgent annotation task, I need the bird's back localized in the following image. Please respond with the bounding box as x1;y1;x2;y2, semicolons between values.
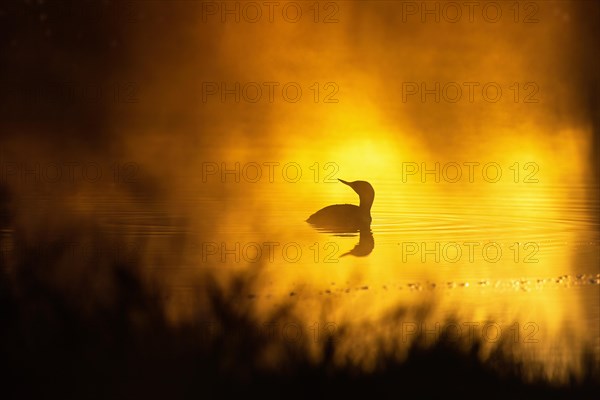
306;204;370;231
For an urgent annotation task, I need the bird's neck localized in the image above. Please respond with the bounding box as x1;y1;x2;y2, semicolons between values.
359;199;373;212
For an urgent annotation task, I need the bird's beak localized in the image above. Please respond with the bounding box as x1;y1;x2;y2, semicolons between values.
338;178;350;186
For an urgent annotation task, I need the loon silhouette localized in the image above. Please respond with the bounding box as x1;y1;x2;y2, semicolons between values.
306;179;374;232
340;229;374;257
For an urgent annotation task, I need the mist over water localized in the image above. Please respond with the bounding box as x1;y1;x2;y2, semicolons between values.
1;0;599;395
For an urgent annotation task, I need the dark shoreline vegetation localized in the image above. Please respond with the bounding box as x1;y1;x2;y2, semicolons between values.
0;208;598;399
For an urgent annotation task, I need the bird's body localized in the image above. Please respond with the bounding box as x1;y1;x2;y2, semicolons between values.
306;204;370;231
306;179;374;232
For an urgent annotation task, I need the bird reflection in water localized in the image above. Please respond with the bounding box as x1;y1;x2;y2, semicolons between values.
306;179;375;257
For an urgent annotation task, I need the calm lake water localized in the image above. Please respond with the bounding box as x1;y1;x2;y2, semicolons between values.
30;147;594;381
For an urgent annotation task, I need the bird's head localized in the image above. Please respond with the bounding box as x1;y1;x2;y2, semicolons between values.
339;179;375;209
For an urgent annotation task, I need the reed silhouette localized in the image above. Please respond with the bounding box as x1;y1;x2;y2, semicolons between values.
0;211;598;399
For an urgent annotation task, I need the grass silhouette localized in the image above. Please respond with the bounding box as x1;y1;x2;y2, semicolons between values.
0;210;598;399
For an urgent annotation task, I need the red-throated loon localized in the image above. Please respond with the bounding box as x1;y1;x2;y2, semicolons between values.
306;179;374;231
